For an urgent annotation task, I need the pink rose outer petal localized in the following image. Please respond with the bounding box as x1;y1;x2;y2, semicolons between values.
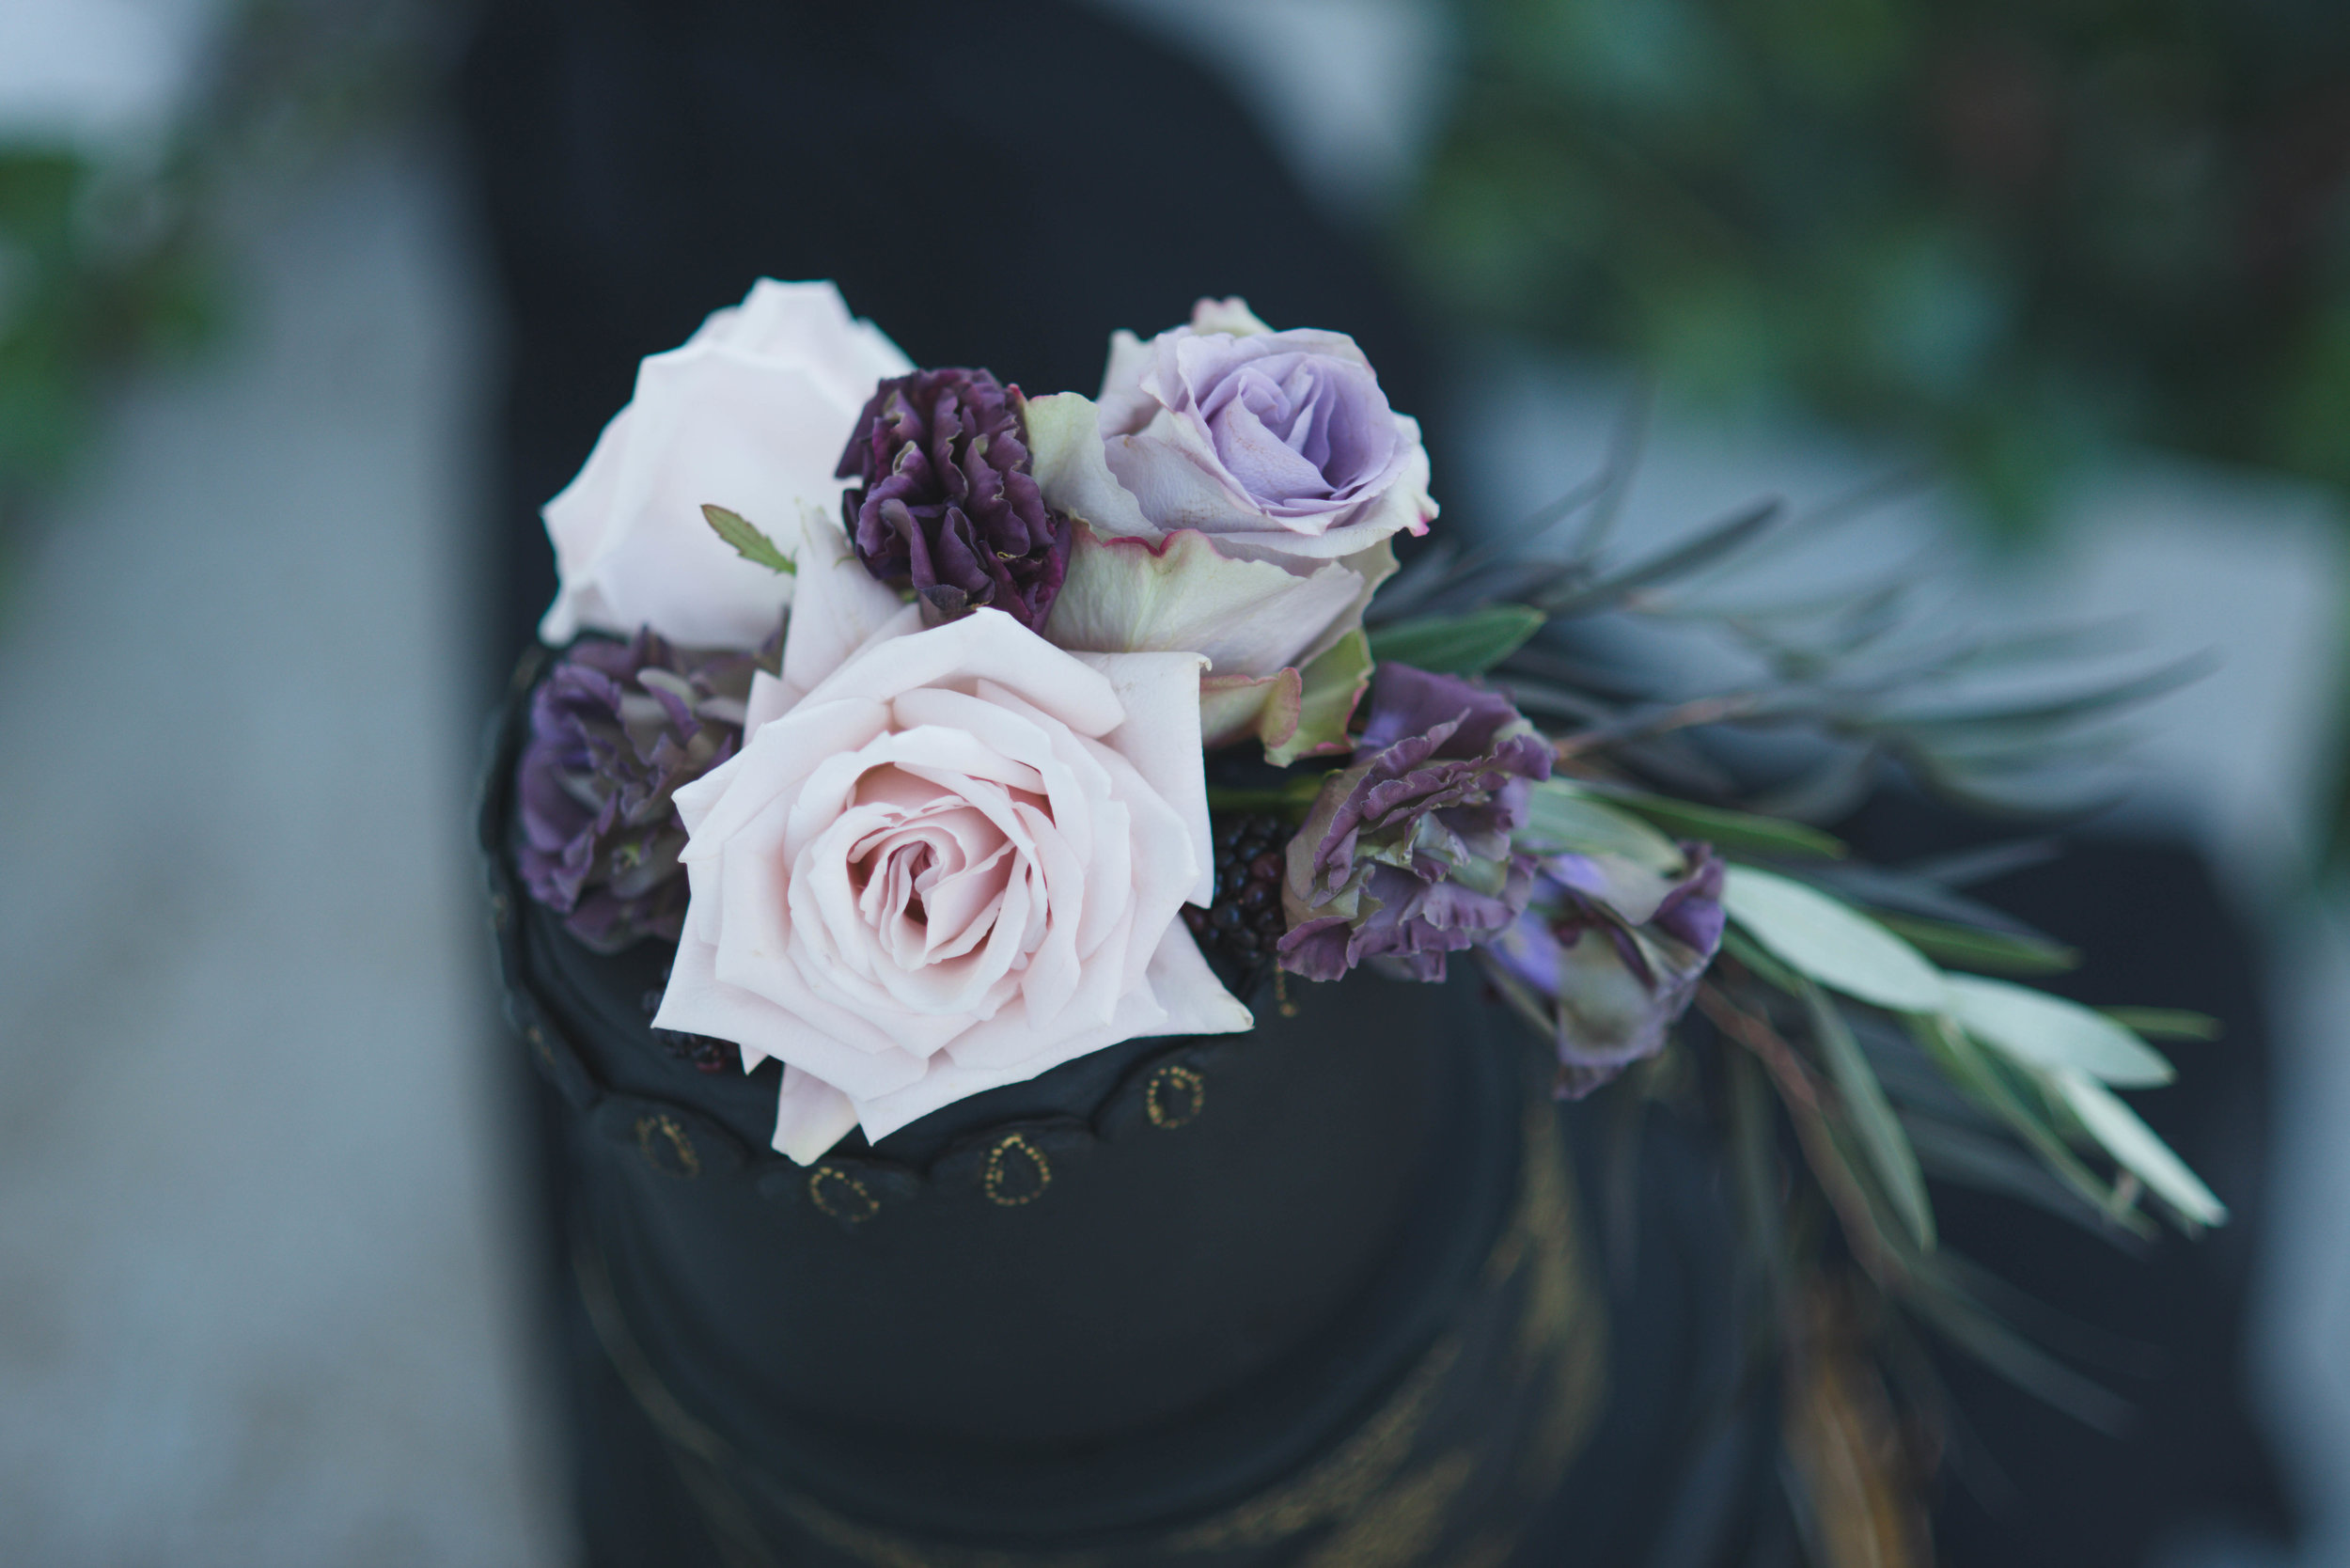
773;1068;861;1166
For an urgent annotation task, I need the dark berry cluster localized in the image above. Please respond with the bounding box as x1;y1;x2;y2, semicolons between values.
1183;813;1292;991
640;982;743;1074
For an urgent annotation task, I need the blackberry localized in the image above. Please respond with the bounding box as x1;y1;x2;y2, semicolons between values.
1183;812;1292;994
641;977;742;1074
655;1027;743;1074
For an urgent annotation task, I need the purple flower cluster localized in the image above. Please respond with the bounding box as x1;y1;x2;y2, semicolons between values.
514;632;760;953
1488;846;1726;1098
1277;664;1553;983
838;368;1070;631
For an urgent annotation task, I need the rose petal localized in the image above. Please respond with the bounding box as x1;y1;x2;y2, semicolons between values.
1042;523;1368;678
654;911;933;1098
798;608;1123;738
552;353;835;649
1025;390;1160;541
1068;651;1213;908
769;1067;862;1164
751;514;918;728
710;280;912;408
838;914;1250;1149
1186;297;1277;338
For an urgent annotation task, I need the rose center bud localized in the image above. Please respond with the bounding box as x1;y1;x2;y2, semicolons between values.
1201;353;1385;505
843;764;1029;977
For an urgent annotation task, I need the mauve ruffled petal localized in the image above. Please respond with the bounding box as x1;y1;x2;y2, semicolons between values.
1486;845;1726;1099
838;367;1072;631
1277;664;1550;985
513;630;760;952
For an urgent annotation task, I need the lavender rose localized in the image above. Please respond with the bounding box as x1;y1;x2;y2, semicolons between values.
1024;299;1436;761
1092;298;1434;563
837;367;1071;631
1277;664;1553;983
514;631;760;952
1487;845;1726;1099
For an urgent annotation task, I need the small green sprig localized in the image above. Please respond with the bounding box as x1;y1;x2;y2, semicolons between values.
701;504;795;575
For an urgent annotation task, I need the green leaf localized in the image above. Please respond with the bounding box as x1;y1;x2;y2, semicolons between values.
1871;913;2078;975
1900;1114;2120;1237
1904;1271;2135;1433
1541;499;1784;616
2051;1071;2227;1228
2098;1007;2222;1043
1948;975;2174;1088
1719;925;1806;995
1909;1012;2154;1237
1870;651;2216;739
1204;774;1328;818
1579;784;1847;860
1803;981;1935;1250
701;504;795;574
1367;604;1546;674
1267;627;1373;768
1517;779;1685;871
1722;866;1948;1011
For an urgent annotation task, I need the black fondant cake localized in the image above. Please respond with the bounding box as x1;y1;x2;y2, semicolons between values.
483;654;1620;1565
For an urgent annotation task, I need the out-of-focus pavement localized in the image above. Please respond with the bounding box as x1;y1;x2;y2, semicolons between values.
0;141;570;1565
0;4;2342;1564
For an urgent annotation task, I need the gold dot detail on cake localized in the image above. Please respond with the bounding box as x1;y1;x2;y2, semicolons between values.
807;1166;881;1226
982;1134;1052;1206
1145;1064;1208;1129
634;1112;702;1178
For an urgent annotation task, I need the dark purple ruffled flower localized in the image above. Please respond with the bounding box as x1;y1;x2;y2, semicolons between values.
514;631;760;953
837;368;1071;631
1486;843;1726;1098
1277;663;1553;983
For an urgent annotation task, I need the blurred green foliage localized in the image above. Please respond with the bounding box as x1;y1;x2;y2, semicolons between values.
0;148;216;536
1413;0;2350;533
0;0;421;593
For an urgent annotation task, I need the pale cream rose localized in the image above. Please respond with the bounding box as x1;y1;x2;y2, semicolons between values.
538;279;910;651
652;511;1252;1163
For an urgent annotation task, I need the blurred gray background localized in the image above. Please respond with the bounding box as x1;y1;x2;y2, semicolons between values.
1;1;2343;1563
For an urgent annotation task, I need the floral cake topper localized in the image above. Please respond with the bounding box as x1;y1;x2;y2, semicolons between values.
510;281;2229;1502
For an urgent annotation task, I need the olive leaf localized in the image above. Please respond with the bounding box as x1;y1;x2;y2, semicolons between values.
1870;913;2078;976
2098;1007;2221;1042
1581;784;1847;861
1803;980;1935;1250
1517;779;1685;871
2051;1070;2227;1228
1948;975;2174;1088
1367;604;1546;674
701;504;795;575
1909;1011;2153;1236
1722;866;1948;1011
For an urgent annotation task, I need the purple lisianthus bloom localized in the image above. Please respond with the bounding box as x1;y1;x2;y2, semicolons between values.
1486;844;1726;1099
514;631;760;952
1277;663;1553;983
837;367;1070;630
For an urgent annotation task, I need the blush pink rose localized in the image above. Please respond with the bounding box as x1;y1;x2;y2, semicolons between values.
539;279;911;651
652;511;1253;1162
